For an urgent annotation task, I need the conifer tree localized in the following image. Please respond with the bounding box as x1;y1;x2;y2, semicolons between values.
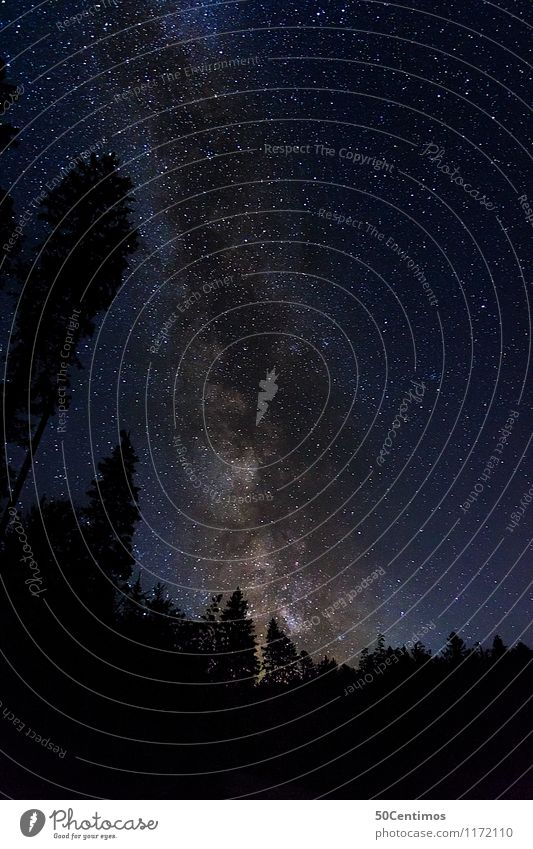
411;640;431;664
200;593;223;678
491;634;507;659
0;153;138;539
262;617;300;687
374;633;387;666
144;581;183;648
316;654;338;676
218;588;259;684
82;430;140;619
298;649;316;681
120;573;149;638
358;646;372;676
443;631;468;664
510;641;533;662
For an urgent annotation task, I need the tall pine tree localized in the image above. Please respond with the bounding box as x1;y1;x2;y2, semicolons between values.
120;572;149;639
1;153;138;539
218;588;259;685
443;631;468;664
262;618;300;687
81;430;140;620
144;581;183;648
491;634;507;659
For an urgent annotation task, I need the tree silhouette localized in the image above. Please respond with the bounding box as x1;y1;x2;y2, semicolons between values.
316;654;338;676
411;640;432;665
81;430;140;620
262;617;300;687
120;572;149;639
298;649;316;681
199;593;223;679
491;634;507;659
442;630;468;664
510;641;533;663
358;645;372;676
218;587;259;685
1;475;532;804
144;581;183;649
0;152;138;539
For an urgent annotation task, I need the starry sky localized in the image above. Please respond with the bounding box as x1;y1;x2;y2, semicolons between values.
2;0;532;664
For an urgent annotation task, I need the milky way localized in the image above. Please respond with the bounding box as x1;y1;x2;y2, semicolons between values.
3;0;532;665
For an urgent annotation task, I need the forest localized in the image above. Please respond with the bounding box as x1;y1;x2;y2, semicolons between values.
1;58;531;799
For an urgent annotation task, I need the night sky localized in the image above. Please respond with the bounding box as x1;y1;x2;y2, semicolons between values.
2;0;532;665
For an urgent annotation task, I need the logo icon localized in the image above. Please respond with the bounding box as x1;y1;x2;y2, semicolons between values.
256;367;279;425
20;810;46;837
